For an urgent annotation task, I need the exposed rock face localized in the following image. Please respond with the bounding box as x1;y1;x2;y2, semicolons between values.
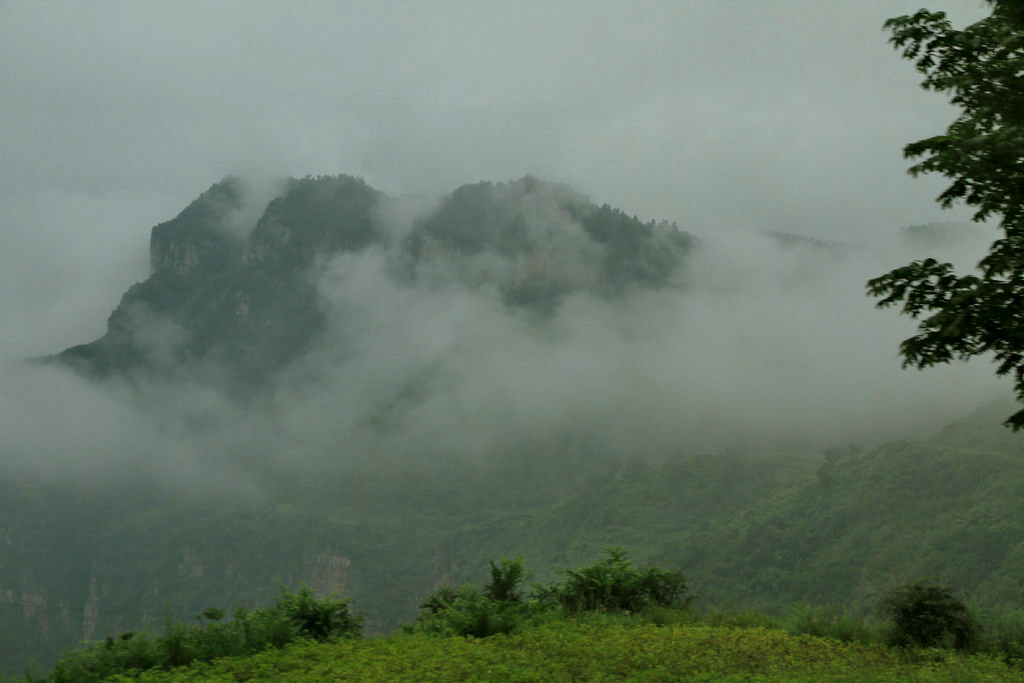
150;179;244;275
82;571;103;640
52;173;694;390
54;174;385;389
177;546;205;579
310;550;351;596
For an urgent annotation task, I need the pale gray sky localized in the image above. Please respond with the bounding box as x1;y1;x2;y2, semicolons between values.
0;1;1011;488
0;0;992;357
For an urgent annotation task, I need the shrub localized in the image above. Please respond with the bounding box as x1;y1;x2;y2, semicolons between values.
43;584;362;682
543;548;692;614
412;585;527;638
696;608;779;630
412;551;691;638
974;607;1024;662
484;557;527;603
274;584;363;640
881;582;978;650
413;558;536;637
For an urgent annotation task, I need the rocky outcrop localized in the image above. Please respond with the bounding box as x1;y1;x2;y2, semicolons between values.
311;550;352;596
82;571;103;640
55;173;693;386
150;179;244;275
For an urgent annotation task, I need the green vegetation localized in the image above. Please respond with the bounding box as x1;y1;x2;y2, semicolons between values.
882;582;978;650
410;550;691;638
6;415;1024;676
23;554;1024;681
401;176;693;310
37;586;360;683
87;619;1021;681
411;557;533;638
867;1;1024;427
537;547;691;614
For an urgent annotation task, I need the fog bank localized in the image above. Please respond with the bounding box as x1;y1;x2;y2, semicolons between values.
0;194;1007;492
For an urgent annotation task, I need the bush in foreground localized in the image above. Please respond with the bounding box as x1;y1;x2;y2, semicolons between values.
103;621;1020;681
539;547;692;614
412;550;692;638
42;585;361;683
413;558;534;637
881;582;978;650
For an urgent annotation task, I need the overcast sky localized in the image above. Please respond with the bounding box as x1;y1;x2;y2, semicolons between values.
0;0;992;359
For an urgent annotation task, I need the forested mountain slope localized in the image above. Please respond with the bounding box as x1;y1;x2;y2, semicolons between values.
5;407;1024;675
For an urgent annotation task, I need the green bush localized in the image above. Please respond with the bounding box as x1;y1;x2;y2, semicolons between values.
541;548;692;614
413;559;532;637
412;585;528;638
412;551;692;638
274;584;363;641
881;582;978;650
694;608;780;631
484;557;527;603
975;608;1024;662
43;585;361;682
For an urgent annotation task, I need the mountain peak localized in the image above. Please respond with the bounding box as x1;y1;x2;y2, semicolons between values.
53;174;694;390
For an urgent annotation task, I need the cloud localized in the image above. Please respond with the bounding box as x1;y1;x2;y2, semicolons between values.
0;180;1008;497
0;2;992;217
281;219;1003;468
0;1;1011;491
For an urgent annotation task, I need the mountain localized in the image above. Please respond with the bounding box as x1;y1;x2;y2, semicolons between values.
50;174;694;392
5;175;1023;676
54;176;383;390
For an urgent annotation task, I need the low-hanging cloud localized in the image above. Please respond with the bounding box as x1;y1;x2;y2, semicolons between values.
277;221;1003;468
0;185;1007;496
0;0;1008;493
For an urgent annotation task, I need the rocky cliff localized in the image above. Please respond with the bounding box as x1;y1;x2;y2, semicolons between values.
52;174;694;390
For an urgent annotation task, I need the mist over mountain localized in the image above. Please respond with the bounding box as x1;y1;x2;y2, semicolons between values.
0;174;1000;496
5;2;1020;676
51;175;693;392
0;173;1016;675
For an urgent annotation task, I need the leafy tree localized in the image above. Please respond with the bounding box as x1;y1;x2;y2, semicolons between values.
541;547;692;614
43;585;361;682
273;583;363;641
411;585;526;638
484;557;528;603
881;582;978;650
866;2;1024;427
412;558;532;637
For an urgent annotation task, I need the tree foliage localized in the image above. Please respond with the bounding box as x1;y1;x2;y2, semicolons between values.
881;582;978;650
42;585;361;683
866;1;1024;427
412;558;532;637
411;551;691;638
541;547;692;614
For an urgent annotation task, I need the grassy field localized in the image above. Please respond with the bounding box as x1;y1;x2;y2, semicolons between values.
109;620;1018;682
